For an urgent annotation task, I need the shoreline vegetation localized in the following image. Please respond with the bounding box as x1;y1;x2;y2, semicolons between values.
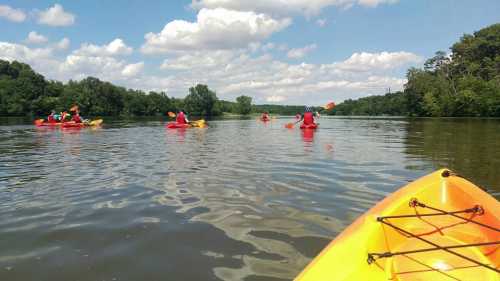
329;24;500;117
1;24;498;119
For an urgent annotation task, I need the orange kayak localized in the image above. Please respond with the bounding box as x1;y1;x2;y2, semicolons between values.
295;169;499;281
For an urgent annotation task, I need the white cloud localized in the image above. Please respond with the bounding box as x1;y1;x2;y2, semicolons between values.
266;95;286;102
0;39;420;105
74;39;133;56
141;8;291;53
190;0;399;16
0;5;26;22
262;43;275;52
287;44;317;59
56;38;70;50
37;4;75;26
333;51;422;72
25;31;48;44
0;42;52;62
316;18;327;27
153;49;420;104
122;62;144;77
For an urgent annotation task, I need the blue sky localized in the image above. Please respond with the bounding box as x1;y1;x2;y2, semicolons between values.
1;0;499;104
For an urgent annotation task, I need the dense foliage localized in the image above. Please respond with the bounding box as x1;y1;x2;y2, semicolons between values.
331;23;500;117
0;60;177;116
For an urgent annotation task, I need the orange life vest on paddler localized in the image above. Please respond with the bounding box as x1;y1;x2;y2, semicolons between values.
176;112;187;124
303;112;314;125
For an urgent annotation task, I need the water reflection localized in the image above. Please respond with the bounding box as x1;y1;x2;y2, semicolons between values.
404;118;500;195
0;117;498;281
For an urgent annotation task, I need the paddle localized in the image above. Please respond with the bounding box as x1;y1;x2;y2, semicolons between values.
167;111;176;118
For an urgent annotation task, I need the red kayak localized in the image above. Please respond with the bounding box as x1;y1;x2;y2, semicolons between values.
166;122;190;129
300;123;318;129
34;120;62;127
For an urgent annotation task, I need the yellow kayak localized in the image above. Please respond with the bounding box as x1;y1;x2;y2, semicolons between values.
295;169;499;281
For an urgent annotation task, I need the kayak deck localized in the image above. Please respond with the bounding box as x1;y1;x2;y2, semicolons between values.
295;169;499;281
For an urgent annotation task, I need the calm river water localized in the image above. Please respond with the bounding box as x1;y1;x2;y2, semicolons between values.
0;117;499;281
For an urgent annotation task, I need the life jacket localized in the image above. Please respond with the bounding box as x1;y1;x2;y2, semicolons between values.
303;112;314;125
176;112;187;124
47;114;55;123
72;114;82;123
261;114;270;121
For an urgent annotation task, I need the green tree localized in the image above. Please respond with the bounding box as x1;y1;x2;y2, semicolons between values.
184;84;220;116
235;95;252;115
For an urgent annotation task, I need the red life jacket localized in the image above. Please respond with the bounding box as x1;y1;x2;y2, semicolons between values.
47;114;55;123
72;114;82;123
303;112;314;125
176;112;187;124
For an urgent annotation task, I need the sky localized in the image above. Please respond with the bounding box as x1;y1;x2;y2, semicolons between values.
0;0;499;105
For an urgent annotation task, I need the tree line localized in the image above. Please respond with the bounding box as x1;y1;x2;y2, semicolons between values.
330;23;500;117
0;59;313;117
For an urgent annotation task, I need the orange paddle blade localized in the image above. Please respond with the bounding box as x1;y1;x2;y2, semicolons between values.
167;112;176;118
285;123;294;129
323;102;336;110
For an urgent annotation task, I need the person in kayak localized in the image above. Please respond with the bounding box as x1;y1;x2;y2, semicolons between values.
261;112;270;121
60;111;69;123
298;107;317;126
47;110;57;123
176;110;189;124
71;110;83;123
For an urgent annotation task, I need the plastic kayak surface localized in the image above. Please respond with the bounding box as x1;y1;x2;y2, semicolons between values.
36;119;103;127
166;122;190;129
61;119;103;128
300;123;318;129
166;120;206;129
35;121;62;126
294;169;500;281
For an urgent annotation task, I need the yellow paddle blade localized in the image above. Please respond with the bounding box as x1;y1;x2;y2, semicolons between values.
168;112;176;118
89;119;103;126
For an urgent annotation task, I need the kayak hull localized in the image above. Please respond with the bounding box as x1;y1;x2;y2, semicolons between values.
35;122;62;127
300;123;318;129
166;120;206;129
295;169;500;281
166;122;190;129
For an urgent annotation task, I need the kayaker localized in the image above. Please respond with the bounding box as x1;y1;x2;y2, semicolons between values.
261;112;270;121
61;111;69;123
71;110;83;123
47;110;57;123
298;107;317;126
176;110;189;124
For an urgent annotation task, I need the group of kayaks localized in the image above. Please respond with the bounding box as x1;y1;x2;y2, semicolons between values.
34;119;103;128
295;169;499;281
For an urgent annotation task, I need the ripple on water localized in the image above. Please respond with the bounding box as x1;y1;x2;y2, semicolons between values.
1;118;498;281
